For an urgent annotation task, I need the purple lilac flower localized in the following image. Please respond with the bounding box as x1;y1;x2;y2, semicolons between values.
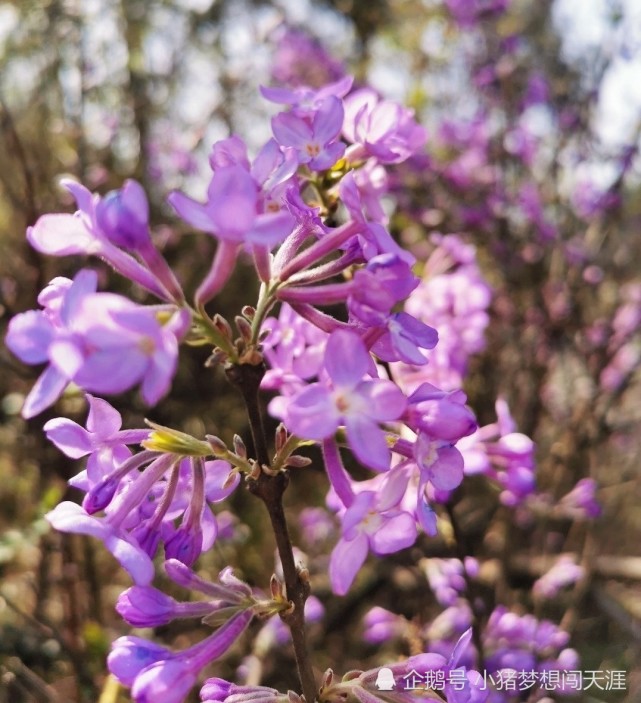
46;500;157;585
424;558;479;607
379;385;476;528
168;136;297;303
457;399;536;506
6;270;188;417
116;586;210;628
168;164;267;244
483;606;579;683
43;394;149;490
261;76;353;117
298;506;337;547
339;172;415;265
109;609;253;703
358;629;488;703
283;329;407;471
261;304;328;420
362;607;406;645
342;89;426;165
95;179;151;250
369;312;440;366
330;488;417;595
46;454;239;581
422;605;578;700
533;555;585;599
169;137;296;248
117;561;254;628
348;254;419;326
557;478;601;520
28;179;183;302
201;678;283;703
275;252;437;366
271;96;345;171
405;384;477;444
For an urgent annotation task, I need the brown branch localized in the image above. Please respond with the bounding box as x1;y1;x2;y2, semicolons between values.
226;362;317;703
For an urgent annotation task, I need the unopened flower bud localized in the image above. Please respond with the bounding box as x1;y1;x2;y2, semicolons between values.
95;180;151;251
270;574;284;600
222;469;239;491
165;524;203;566
285;455;312;468
235;315;253;342
233;434;247;458
275;424;288;452
82;474;120;514
205;349;229;367
213;314;233;340
108;636;170;686
116;586;178;627
321;669;334;688
207;435;228;455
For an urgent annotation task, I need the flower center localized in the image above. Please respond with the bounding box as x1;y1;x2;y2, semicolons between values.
139;336;156;356
305;143;321;157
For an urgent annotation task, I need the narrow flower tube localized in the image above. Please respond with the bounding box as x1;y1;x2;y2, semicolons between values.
165;457;206;565
252;245;272;283
129;610;254;703
322;439;355;508
272;222;318;276
195;241;241;306
278;220;361;281
277;281;354;306
288;303;352;334
83;449;160;514
116;586;217;627
108;453;180;528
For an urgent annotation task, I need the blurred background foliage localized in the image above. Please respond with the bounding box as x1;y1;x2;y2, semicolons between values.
1;0;641;701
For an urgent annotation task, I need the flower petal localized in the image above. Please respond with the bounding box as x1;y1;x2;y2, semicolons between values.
46;502;155;584
358;380;407;421
329;533;369;596
324;329;370;388
43;418;93;458
167;191;215;233
27;213;97;256
371;512;416;554
345;415;390;471
22;366;68;419
285;384;339;440
86;394;123;436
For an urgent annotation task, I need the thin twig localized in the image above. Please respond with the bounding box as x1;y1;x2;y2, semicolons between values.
226;362;317;703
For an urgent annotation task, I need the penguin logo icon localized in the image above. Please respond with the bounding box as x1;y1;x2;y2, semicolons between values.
375;668;396;691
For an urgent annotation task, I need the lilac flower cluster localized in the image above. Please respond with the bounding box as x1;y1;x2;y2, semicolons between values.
5;26;600;703
458;399;536;507
419;563;579;702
